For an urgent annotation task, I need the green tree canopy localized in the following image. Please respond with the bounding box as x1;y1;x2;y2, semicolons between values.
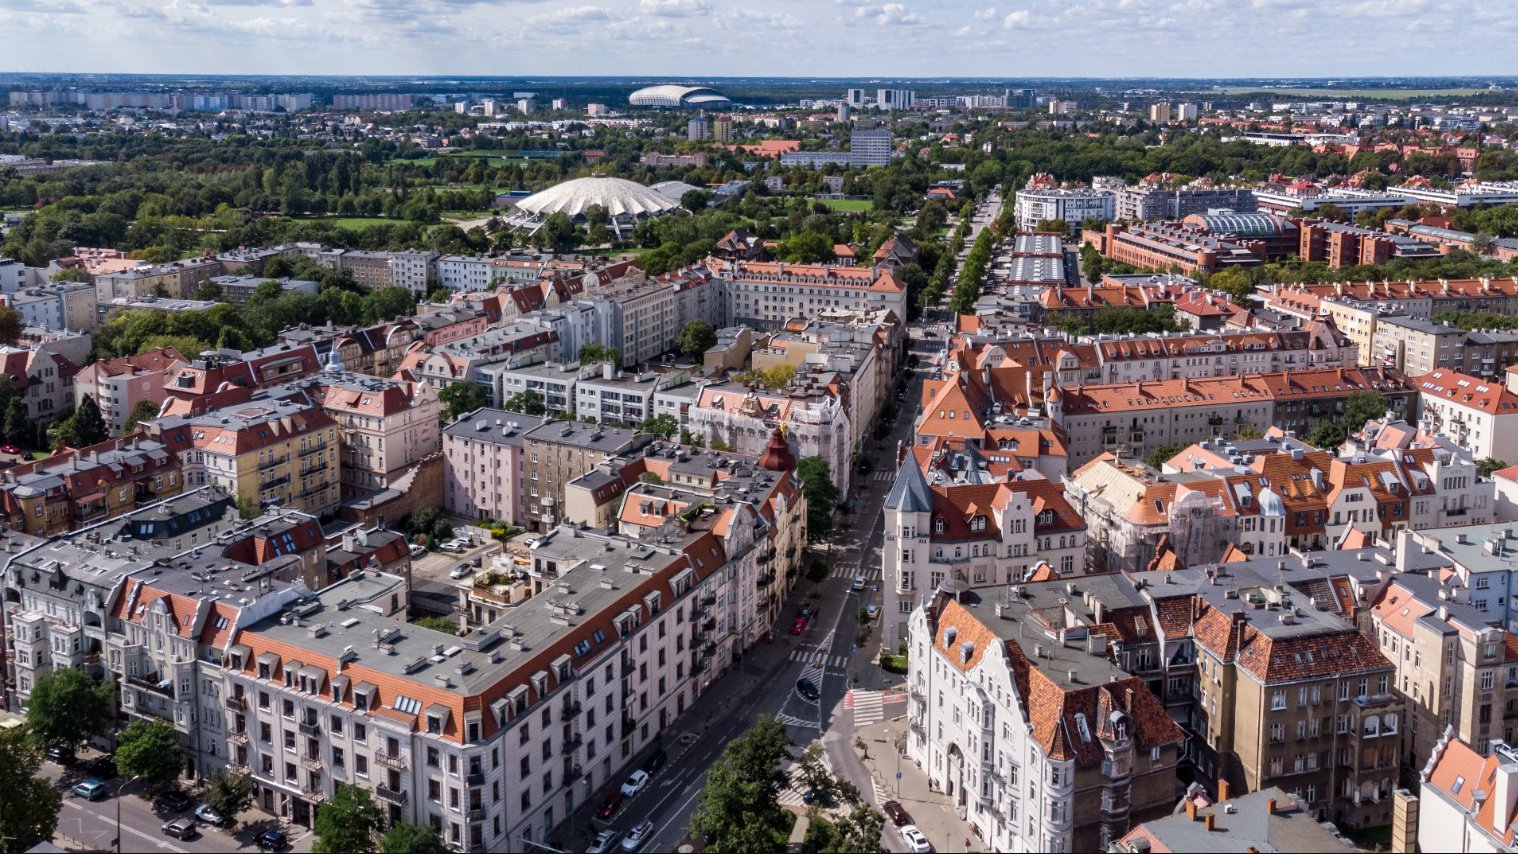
689;715;794;854
1145;444;1183;470
26;667;112;755
379;822;450;854
1479;458;1510;478
637;413;679;440
0;305;21;346
314;783;384;854
203;769;253;828
503;389;548;417
0;726;62;852
124;398;161;433
116;717;184;787
438;380;491;425
56;395;109;447
796;456;838;542
678;319;718;359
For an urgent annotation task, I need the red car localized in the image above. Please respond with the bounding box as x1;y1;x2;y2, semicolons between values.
790;616;809;635
595;793;624;820
0;445;19;455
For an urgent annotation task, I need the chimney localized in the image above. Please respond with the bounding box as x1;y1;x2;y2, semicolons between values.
1495;758;1518;843
1219;779;1230;802
1186;800;1198;821
1204;813;1216;832
1266;798;1276;815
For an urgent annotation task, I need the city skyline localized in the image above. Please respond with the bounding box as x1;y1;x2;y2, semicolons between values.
3;0;1518;78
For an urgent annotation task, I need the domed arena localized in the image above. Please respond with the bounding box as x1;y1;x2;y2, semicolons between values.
628;84;731;108
502;175;681;238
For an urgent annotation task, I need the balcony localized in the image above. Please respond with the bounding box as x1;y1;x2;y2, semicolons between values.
563;701;583;719
296;484;327;499
226;761;249;775
376;751;408;770
299;721;321;737
300;755;323;771
560;733;582;753
225;695;246;712
564;763;582;782
72;503;108;524
299;442;328;457
299;463;325;478
127;674;173;697
300;787;327;804
756;573;774;589
228;731;249;746
468;807;487;822
909;719;925;738
376;785;407;806
700;594;717;608
259;455;290;471
466;771;484;787
701;618;717;633
757;550;774;566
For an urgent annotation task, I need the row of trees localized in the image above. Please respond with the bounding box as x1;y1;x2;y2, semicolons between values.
948;226;996;313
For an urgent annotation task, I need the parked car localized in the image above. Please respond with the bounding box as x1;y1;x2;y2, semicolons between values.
621;820;654;852
642;749;667;776
71;779;107;801
0;445;21;455
255;829;288;851
45;746;71;765
865;604;880;620
82;755;117;780
620;769;650;798
408;543;427;559
155;789;192;812
798;604;813;618
790;616;809;635
586;829;620;854
901;824;932;853
802;788;832;806
595;793;624;820
449;563;473;580
796;678;820;702
162;818;199;840
851;576;865;591
194;804;229;827
882;800;912;826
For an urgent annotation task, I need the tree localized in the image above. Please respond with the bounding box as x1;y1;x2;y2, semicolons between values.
689;715;793;854
123;399;160;433
0;726;62;852
237;495;261;520
3;398;26;447
503;389;547;416
681;189;710;213
1342;391;1389;434
26;667;112;755
203;769;253;827
413;616;459;635
802;804;887;854
1208;268;1255;304
427;287;452;304
795;744;835;799
192;280;224;301
579;344;619;365
796;456;839;542
678;320;718;359
313;783;384;854
438;380;490;425
777;231;835;263
0;305;21;345
68;396;109;445
1478;458;1509;478
116;717;184;787
1145;444;1183;470
379;822;450;854
637;413;679;440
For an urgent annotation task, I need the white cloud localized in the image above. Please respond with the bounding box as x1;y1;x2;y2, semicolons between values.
973;6;997;21
639;0;711;15
856;2;921;25
1003;9;1031;28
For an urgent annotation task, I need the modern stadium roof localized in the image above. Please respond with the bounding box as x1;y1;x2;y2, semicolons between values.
502;175;680;236
1188;211;1292;238
628;85;731;108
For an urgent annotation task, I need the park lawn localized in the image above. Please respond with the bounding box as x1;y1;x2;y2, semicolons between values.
815;198;874;212
292;215;420;229
443;210;497;221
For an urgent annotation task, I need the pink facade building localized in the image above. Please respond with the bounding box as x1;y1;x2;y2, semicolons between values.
73;346;187;436
442;408;546;525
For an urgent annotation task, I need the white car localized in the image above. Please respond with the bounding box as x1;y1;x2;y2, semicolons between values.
851;576;865;591
620;769;650;798
901;825;932;853
408;543;426;559
587;829;620;854
449;564;473;580
621;820;653;852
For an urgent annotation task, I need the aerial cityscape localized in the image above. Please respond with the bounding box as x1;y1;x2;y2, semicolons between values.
4;5;1518;854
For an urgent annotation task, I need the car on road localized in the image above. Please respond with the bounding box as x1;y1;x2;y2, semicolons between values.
449;563;473;580
194;803;229;827
255;829;289;851
71;779;107;801
798;604;813;618
883;800;912;826
155;789;192;812
409;543;427;559
866;604;880;619
586;829;621;854
0;445;21;455
621;820;654;852
802;788;833;806
440;539;465;552
642;749;667;776
620;769;650;798
82;755;117;780
851;576;865;591
45;746;71;764
790;616;809;635
900;824;932;853
162;818;199;840
796;678;820;702
595;793;624;820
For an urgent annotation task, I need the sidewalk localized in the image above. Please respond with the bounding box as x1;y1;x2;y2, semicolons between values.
853;717;981;854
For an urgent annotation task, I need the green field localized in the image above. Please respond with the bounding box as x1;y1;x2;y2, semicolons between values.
815;198;874;212
1218;86;1489;99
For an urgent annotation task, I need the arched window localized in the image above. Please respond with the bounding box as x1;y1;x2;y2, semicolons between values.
933;517;945;534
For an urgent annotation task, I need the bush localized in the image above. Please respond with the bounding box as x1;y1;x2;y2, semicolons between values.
807;560;830;583
880;655;909;674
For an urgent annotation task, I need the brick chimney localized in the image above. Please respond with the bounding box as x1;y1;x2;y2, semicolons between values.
1267;798;1277;814
1218;779;1230;802
1204;814;1216;832
1186;800;1198;821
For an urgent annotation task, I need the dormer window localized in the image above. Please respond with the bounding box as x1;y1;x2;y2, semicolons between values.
933;518;945;534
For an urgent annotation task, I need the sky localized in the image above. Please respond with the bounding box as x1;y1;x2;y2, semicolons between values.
2;0;1517;79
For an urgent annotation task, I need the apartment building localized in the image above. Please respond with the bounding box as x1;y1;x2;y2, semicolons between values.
1298;219;1440;267
443;409;548;526
1415;369;1518;464
575;365;694;429
687;381;853;493
1114;787;1358;853
2;282;98;332
1113;185;1257;221
1371;317;1518;378
222;518;769;846
1048;367;1413;467
1131;558;1403;827
1083;222;1268;275
707;259;908;330
92;256;220;303
436;256;495;292
149;398;342;517
521;422;652;530
0;435;182;536
75;346;188;436
1051;323;1358;386
906;588;1184;852
1419;733;1518;854
209;275;319;305
882;458;1086;648
293;371;442;500
1012;187;1116;234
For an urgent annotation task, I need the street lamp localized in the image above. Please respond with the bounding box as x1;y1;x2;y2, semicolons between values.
115;774;142;854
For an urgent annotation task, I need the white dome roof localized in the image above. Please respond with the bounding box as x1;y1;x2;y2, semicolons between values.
1258;485;1286;516
514;175;680;220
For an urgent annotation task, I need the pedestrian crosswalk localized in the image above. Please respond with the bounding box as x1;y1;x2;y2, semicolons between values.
871;469;897;483
774;712;818;729
850;689;885;727
776;751;838;807
789;650;849;669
